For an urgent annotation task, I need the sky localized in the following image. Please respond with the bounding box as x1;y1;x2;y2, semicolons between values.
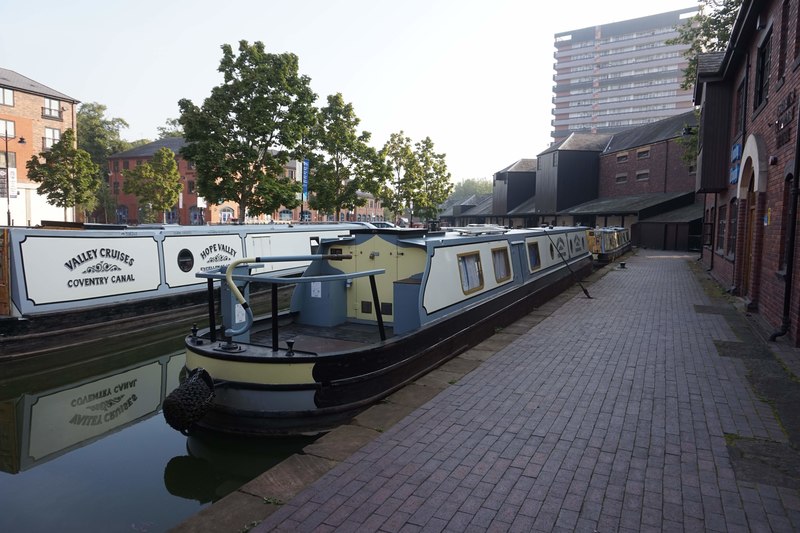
1;0;697;183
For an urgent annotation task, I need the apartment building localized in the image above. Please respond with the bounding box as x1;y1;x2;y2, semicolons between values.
552;7;697;143
0;68;79;226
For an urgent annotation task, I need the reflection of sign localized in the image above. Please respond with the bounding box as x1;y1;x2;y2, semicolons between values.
28;362;163;461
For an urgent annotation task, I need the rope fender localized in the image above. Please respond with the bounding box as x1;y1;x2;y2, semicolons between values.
162;367;215;434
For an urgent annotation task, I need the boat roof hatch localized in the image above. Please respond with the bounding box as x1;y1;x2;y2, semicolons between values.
453;224;509;236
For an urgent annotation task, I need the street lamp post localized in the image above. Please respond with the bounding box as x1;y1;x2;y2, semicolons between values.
2;122;26;226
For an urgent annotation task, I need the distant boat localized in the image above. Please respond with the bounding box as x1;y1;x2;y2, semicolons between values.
588;226;631;263
163;224;593;436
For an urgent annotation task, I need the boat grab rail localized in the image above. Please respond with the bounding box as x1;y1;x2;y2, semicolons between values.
220;254;352;337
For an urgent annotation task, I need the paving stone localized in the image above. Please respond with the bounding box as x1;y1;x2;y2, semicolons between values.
219;252;800;533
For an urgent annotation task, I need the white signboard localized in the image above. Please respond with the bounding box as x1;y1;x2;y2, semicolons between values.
162;233;243;288
9;168;16;197
20;235;161;305
28;362;163;460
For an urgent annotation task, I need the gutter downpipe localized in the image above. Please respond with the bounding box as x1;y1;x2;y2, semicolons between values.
770;109;800;341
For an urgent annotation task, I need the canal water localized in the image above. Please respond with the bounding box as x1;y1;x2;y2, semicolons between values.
0;333;316;532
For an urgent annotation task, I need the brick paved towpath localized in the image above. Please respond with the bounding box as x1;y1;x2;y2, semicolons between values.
249;250;800;532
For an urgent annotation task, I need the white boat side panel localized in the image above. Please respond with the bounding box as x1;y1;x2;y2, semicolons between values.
186;350;315;385
27;362;162;461
245;229;349;275
423;240;514;314
20;235;161;305
162;234;244;288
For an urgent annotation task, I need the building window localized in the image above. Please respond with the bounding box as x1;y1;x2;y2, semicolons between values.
123;160;129;170
635;171;650;181
734;80;745;138
754;30;772;110
457;252;484;294
43;98;61;119
552;152;558;167
0;119;16;138
188;180;196;194
116;205;128;224
165;207;179;224
492;247;511;283
112;160;119;172
220;206;235;223
778;1;789;80
727;198;737;256
44;127;60;149
716;204;727;252
189;206;204;225
615;173;628;183
0;151;17;171
637;149;650;160
0;88;13;106
279;209;293;220
113;181;120;195
616;153;629;163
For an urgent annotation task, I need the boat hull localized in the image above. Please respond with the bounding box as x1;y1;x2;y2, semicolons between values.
183;254;592;436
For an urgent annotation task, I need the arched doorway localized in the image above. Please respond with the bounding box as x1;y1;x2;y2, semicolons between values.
737;134;768;306
742;179;755;295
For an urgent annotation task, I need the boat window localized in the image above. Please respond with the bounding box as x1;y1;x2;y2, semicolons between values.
492;247;511;282
457;252;484;294
528;242;542;272
177;249;194;272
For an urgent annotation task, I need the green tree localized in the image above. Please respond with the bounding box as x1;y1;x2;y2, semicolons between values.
122;147;183;224
178;41;317;222
448;178;493;204
26;129;101;220
667;0;742;165
308;93;389;220
413;137;453;222
378;131;421;224
157;118;184;139
77;103;135;222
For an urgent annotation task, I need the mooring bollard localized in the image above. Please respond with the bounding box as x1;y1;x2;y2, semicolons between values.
619;262;626;269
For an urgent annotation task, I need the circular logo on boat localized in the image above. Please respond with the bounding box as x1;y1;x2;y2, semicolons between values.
178;249;195;272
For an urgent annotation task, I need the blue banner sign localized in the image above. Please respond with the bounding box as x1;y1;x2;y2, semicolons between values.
302;159;309;196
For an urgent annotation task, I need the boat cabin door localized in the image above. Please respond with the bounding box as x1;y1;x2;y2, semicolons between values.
349;236;402;322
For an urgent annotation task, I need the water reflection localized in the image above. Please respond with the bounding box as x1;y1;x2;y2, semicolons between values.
0;336;313;532
165;431;316;504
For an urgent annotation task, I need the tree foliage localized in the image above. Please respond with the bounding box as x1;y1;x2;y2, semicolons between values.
308;93;388;219
76;102;131;174
413;137;453;221
667;0;742;165
122;147;183;223
157;118;184;139
667;0;743;92
26;129;101;217
178;40;317;222
448;178;493;204
378;131;420;223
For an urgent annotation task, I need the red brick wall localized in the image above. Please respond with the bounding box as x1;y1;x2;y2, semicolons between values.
599;138;695;197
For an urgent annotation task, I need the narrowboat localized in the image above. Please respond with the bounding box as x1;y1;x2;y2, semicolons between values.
587;226;631;263
0;223;359;357
163;224;593;436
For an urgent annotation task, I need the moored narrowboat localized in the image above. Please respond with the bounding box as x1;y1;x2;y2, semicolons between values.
163;224;593;436
587;226;631;263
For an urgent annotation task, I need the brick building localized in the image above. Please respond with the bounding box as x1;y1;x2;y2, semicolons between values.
695;0;800;345
108;138;386;225
0;68;79;226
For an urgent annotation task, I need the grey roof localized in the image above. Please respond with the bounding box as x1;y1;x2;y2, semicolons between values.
638;202;703;223
604;111;698;153
110;137;189;158
0;68;78;102
507;196;537;216
697;52;726;77
457;194;494;217
497;158;536;173
559;192;692;215
538;133;613;156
